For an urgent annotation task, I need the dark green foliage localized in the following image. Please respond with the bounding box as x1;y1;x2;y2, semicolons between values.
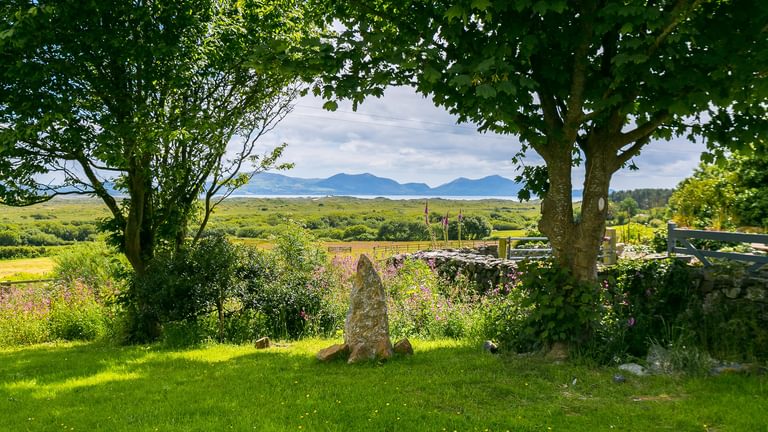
516;259;601;345
598;259;695;359
125;228;345;344
479;259;601;353
377;220;429;241
610;189;674;210
0;245;49;259
449;215;492;240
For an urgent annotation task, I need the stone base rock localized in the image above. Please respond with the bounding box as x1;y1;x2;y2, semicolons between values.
618;363;648;376
254;337;270;349
393;338;414;355
317;344;350;362
545;341;569;361
482;340;498;354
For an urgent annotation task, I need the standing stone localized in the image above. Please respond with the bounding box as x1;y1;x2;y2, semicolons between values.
344;254;393;363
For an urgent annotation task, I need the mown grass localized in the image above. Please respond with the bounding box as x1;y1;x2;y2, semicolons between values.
0;257;55;281
1;339;766;431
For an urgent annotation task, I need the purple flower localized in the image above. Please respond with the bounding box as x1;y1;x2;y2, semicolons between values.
627;317;636;327
300;309;308;321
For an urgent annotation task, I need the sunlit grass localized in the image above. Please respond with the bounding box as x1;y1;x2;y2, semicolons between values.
0;257;55;281
1;340;766;431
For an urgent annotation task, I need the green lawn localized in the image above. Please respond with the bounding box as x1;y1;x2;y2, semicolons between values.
1;340;765;431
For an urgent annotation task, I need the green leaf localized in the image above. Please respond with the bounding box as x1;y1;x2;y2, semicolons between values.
476;84;497;98
322;101;339;111
445;5;466;21
471;0;492;11
423;66;441;83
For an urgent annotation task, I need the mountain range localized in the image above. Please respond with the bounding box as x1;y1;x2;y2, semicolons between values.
236;172;525;197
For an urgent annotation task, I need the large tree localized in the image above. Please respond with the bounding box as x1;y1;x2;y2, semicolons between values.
0;0;320;273
315;0;768;280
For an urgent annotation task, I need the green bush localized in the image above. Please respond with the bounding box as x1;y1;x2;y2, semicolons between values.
128;227;346;344
246;227;344;339
384;259;474;339
53;243;125;295
48;283;106;341
0;282;109;346
0;229;23;246
0;246;49;259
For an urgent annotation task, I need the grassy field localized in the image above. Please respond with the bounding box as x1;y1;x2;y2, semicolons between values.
0;339;765;431
0;257;55;281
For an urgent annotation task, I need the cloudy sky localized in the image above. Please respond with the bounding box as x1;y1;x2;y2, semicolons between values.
255;86;705;191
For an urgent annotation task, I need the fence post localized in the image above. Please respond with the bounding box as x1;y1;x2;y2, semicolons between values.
603;228;617;265
498;237;508;259
667;221;677;255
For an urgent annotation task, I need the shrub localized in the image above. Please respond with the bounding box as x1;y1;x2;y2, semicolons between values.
0;282;109;346
478;260;601;353
383;259;473;339
597;259;695;359
48;282;106;341
0;246;49;259
129;233;245;342
53;243;125;295
0;229;22;246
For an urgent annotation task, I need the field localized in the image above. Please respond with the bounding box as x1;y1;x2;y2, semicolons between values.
0;257;55;281
1;340;766;432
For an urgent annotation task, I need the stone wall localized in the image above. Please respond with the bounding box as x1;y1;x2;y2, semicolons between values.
392;249;768;304
389;249;517;292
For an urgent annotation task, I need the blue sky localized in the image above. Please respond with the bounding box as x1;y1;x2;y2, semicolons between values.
255;86;705;190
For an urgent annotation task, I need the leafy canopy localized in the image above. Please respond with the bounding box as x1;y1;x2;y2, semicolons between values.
317;0;767;195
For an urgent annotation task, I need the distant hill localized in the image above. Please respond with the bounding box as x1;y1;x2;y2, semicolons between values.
237;172;523;197
432;175;522;196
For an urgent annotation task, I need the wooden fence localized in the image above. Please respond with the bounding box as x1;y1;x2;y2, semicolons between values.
667;222;768;272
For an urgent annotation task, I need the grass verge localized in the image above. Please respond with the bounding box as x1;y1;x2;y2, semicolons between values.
1;339;766;431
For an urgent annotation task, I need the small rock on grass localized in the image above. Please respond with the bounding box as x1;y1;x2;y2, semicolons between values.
317;344;350;362
393;338;414;355
483;340;498;354
254;337;270;349
613;374;626;383
618;363;648;376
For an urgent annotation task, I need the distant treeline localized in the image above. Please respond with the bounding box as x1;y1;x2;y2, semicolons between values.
609;189;674;209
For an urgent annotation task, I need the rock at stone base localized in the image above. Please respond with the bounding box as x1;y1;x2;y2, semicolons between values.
612;373;626;383
482;340;498;354
317;344;350;362
394;338;414;355
344;254;393;364
376;339;394;361
618;363;648;377
709;362;759;376
545;342;569;361
646;344;671;374
254;337;270;349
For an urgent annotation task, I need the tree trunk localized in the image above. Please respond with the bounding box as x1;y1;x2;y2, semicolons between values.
539;145;612;283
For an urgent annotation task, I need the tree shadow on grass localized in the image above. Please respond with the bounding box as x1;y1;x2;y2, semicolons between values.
1;341;766;431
